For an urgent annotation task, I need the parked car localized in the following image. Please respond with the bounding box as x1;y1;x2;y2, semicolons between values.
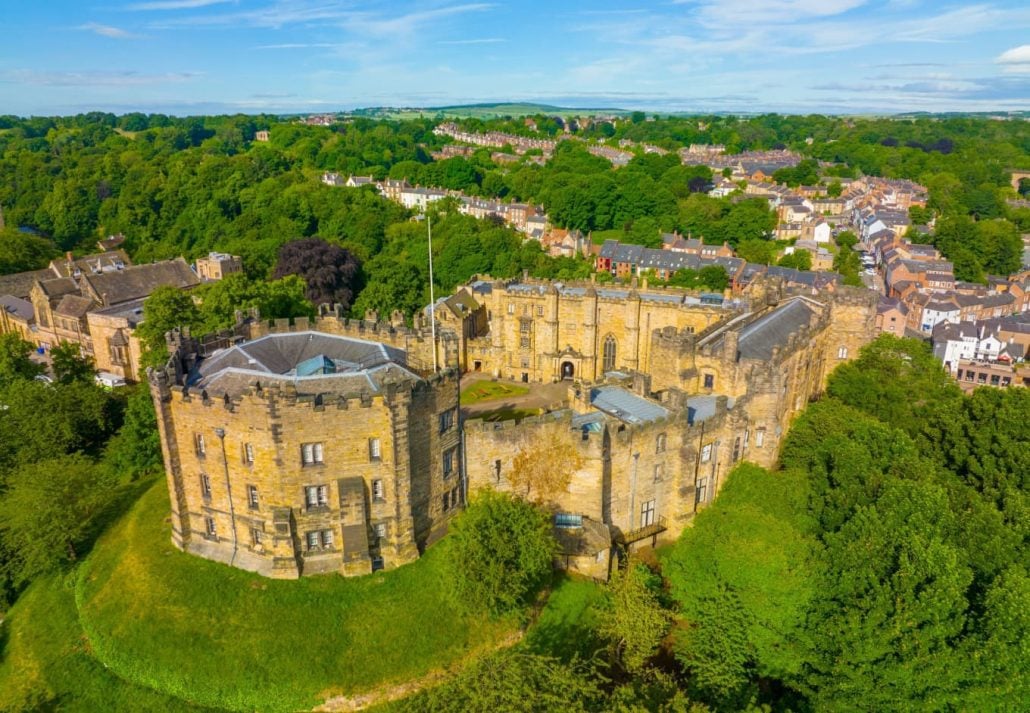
95;372;127;388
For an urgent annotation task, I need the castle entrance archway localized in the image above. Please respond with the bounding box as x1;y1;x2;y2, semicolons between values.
561;361;575;379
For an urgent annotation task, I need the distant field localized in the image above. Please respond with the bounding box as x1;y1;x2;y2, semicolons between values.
355;102;629;120
74;481;514;712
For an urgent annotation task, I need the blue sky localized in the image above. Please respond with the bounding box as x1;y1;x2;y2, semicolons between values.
1;1;1029;116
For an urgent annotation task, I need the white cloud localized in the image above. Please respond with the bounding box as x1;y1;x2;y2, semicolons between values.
127;0;235;10
77;22;141;39
0;70;199;87
997;44;1030;73
438;38;506;45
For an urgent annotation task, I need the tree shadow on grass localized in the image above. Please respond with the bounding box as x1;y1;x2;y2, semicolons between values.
74;477;160;565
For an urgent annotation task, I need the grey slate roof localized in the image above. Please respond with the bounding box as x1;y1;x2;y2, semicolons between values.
686;395;735;425
0;268;53;299
0;295;34;322
83;258;200;306
589;386;669;424
735;299;818;360
191;331;416;397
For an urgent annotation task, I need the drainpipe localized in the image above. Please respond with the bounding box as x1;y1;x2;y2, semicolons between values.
214;427;239;566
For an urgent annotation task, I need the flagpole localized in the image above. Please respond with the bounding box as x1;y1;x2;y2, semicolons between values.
428;214;438;373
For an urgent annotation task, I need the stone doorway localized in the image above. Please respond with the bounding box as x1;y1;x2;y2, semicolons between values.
561;361;575;379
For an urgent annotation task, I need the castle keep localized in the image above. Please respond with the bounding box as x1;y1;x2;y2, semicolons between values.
150;275;877;579
150;330;461;578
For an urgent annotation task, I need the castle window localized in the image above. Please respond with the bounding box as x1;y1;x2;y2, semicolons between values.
655;433;666;453
301;442;324;465
494;459;502;482
250;528;263;547
305;485;328;509
603;335;617;372
837;345;848;359
697;478;709;504
743;429;750;448
372;479;385;501
374;522;387;540
443;447;457;478
654;464;664;483
195;433;206;458
537;305;544;317
520;320;531;333
703;373;715;389
247;485;259;509
205;517;217;538
243;442;254;464
701;443;713;463
200;473;211;498
442;491;451;511
439;409;455;434
321;529;334;549
520;336;531;349
732;436;741;463
641;500;655;527
369;437;382;461
306;531;320;550
507;303;515;315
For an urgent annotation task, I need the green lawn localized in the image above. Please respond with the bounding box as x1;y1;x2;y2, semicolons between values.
459;380;529;405
521;575;606;661
73;481;515;712
0;572;210;713
590;228;624;245
479;407;542;423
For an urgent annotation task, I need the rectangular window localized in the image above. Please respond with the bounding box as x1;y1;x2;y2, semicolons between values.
200;473;211;498
507;303;515;314
439;410;454;434
755;428;766;447
321;529;334;549
247;485;259;509
520;320;531;333
195;433;206;457
372;479;385;501
369;437;381;461
641;500;655;528
703;374;714;389
306;531;320;550
442;491;450;511
732;436;741;463
654;463;664;482
701;443;713;463
374;522;387;540
520;336;531;349
243;442;254;464
656;434;666;453
301;442;324;465
305;484;328;508
250;528;263;546
205;516;217;537
697;478;708;504
443;447;456;478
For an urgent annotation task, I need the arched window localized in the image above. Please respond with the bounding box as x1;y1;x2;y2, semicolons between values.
602;334;617;372
837;345;848;359
656;433;667;454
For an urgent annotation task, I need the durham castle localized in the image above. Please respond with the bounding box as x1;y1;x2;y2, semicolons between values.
150;275;877;578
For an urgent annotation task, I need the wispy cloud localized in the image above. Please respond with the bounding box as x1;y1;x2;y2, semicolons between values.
0;69;199;87
127;0;235;10
77;22;141;39
438;37;505;45
255;42;342;49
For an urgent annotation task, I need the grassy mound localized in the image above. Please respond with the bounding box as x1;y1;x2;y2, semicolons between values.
75;482;514;712
0;572;207;713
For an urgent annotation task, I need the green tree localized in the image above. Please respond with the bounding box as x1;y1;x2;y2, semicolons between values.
0;332;44;387
445;490;555;616
0;455;116;583
802;480;973;711
50;341;95;384
597;562;672;673
777;249;812;271
398;651;603;713
136;286;202;366
0;227;57;274
826;180;843;198
102;384;162;479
